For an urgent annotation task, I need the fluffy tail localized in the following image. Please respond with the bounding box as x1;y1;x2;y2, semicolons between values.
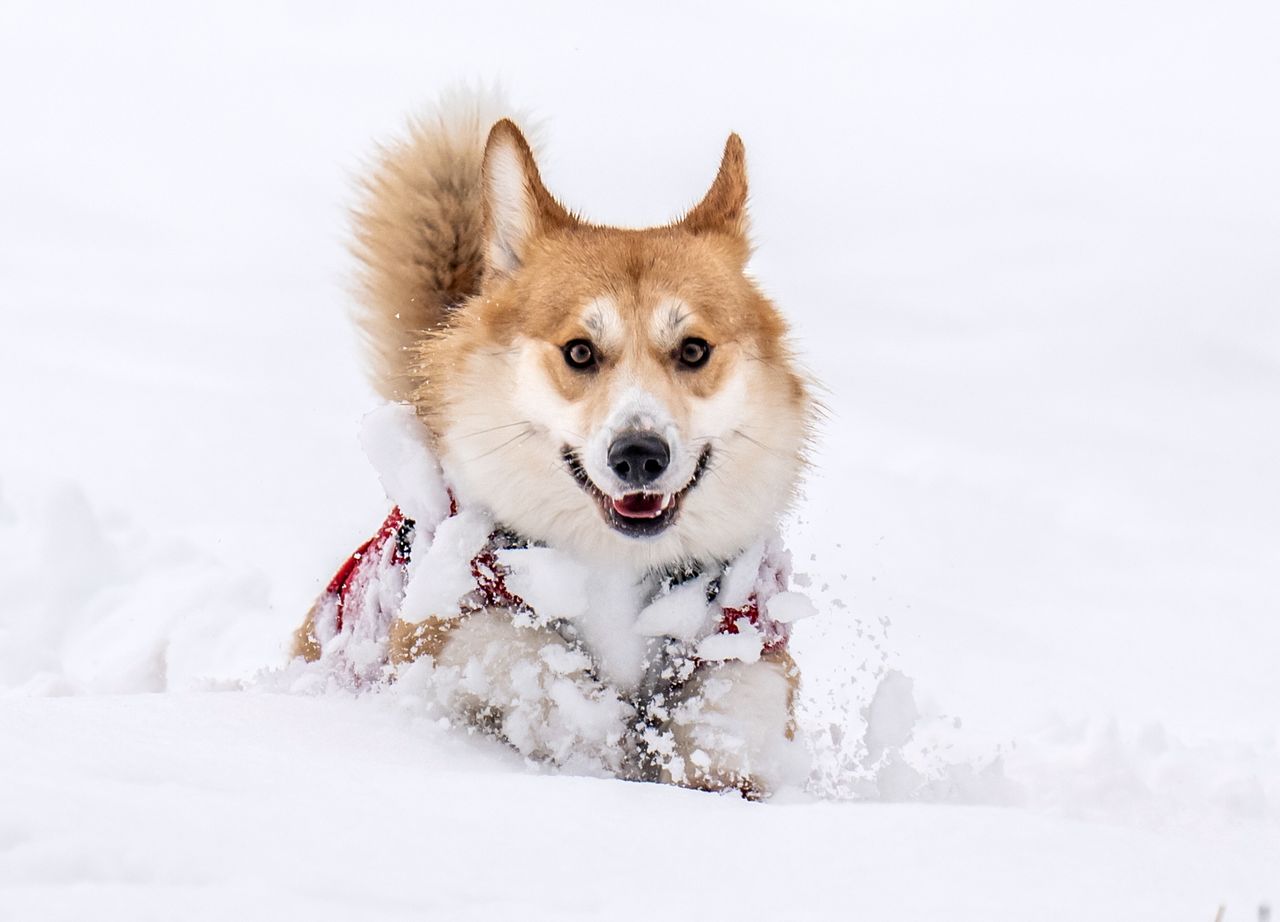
350;87;515;401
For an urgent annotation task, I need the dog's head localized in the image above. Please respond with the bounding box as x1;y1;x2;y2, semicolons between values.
420;120;813;571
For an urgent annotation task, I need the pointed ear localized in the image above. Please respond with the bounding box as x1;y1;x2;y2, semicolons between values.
481;119;575;276
679;133;750;241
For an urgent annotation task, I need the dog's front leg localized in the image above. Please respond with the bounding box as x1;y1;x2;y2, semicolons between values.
393;610;633;772
661;649;802;798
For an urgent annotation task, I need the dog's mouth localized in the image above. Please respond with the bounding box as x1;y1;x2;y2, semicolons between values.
562;445;712;538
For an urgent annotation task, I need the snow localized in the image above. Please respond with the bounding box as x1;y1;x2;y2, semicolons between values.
495;546;592;621
4;694;1273;922
862;670;920;764
2;0;1279;917
765;590;818;624
717;538;767;608
556;568;655;690
400;509;493;620
696;622;766;664
401;610;633;773
635;575;716;640
358;403;450;527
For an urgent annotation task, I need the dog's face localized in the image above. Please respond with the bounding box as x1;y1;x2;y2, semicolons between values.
420;122;811;571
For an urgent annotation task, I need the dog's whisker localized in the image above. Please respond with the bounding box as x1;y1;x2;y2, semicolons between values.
731;428;790;460
743;350;784;372
454;419;533;440
463;426;535;462
705;464;731;489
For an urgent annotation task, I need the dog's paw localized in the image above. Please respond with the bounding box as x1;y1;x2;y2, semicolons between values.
661;650;804;796
423;608;633;772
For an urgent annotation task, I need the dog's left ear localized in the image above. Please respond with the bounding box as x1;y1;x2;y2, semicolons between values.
482;119;577;277
679;133;750;251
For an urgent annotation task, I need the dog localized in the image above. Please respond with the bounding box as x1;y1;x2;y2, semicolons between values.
293;90;816;796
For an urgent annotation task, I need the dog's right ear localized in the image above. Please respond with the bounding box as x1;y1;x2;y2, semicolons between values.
482;119;576;277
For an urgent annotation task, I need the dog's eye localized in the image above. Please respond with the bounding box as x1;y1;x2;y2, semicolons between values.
678;337;711;369
563;339;597;370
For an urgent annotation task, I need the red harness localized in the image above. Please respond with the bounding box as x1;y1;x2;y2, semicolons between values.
322;507;788;654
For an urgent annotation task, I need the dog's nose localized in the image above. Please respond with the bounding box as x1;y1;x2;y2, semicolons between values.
607;431;670;487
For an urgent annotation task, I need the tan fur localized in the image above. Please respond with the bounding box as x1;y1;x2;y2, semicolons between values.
291;607;322;662
770;647;802;742
387;615;466;665
351;93;509;401
412;128;804;435
314;96;815;795
351;107;806;431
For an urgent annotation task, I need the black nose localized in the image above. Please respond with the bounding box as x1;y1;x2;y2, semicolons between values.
607;431;670;487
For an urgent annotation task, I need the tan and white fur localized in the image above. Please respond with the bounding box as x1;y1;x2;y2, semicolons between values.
301;90;815;795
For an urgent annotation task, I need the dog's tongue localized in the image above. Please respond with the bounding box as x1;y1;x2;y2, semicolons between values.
612;493;666;519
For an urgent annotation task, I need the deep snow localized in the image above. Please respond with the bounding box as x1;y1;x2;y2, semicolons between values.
3;693;1276;922
2;0;1278;918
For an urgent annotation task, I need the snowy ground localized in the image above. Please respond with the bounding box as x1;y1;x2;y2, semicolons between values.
2;1;1278;918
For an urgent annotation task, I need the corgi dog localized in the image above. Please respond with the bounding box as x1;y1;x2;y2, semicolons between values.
295;91;816;796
